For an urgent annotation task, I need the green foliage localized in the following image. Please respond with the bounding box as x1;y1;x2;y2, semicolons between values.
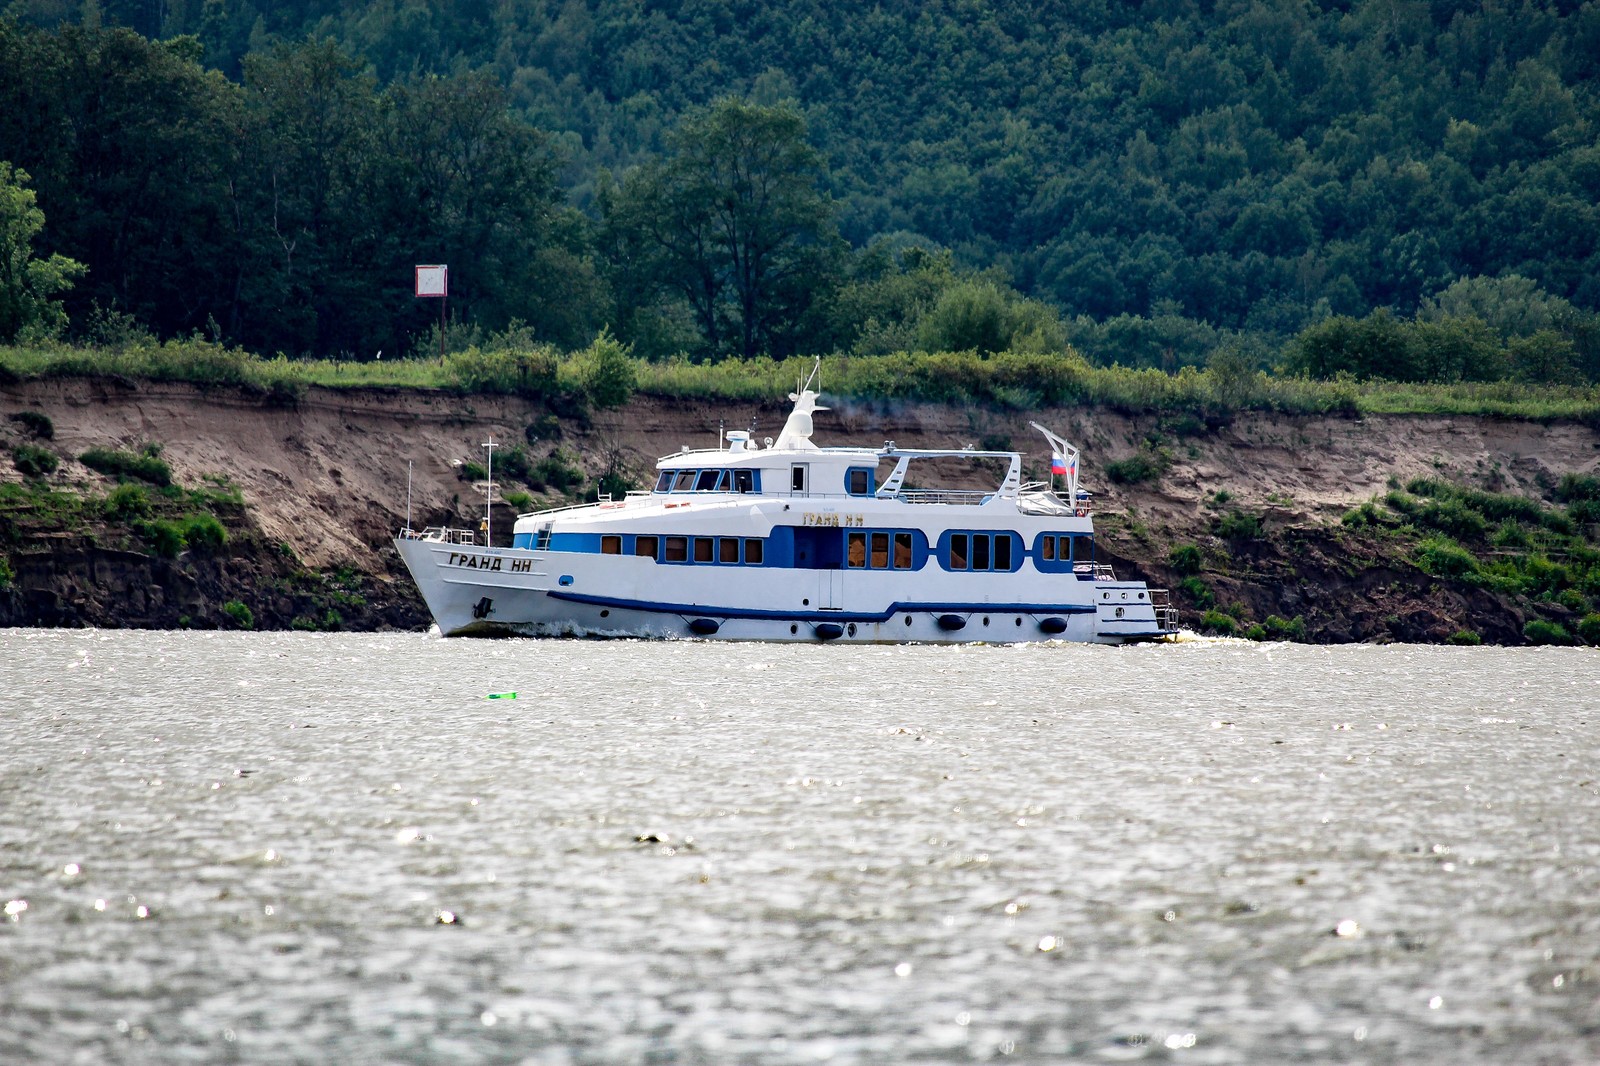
1261;615;1306;642
1446;630;1483;646
136;518;186;558
1416;536;1480;579
0;554;12;590
1523;619;1574;646
530;450;585;492
1105;450;1167;486
103;483;151;520
182;512;227;553
444;346;560;398
11;442;57;478
502;489;533;510
1215;510;1262;540
79;444;172;486
1243;623;1269;642
459;461;488;482
1198;610;1237;636
222;600;254;629
9;410;53;438
1178;575;1214;608
0;162;85;343
1169;544;1203;575
1577;614;1600;646
574;328;637;409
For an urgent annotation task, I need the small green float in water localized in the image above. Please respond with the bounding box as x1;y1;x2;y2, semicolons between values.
486;692;517;700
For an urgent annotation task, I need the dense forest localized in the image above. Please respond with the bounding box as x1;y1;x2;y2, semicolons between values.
3;1;1600;384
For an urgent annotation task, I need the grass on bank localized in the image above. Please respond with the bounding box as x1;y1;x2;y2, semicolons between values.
6;339;1600;422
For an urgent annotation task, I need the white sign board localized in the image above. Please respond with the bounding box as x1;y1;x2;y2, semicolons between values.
415;264;448;297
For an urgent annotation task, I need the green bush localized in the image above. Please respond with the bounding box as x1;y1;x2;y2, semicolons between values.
444;345;559;397
531;450;584;492
1169;544;1203;574
103;483;151;520
1198;609;1237;635
1415;536;1479;579
1215;510;1262;540
1577;613;1600;645
1178;575;1214;607
1446;629;1482;645
459;460;488;481
502;489;533;510
1243;622;1269;641
137;519;186;558
1523;619;1574;646
12;443;57;478
1555;474;1600;503
0;555;13;590
222;600;254;629
9;411;53;439
1104;451;1165;485
1262;614;1306;641
182;513;227;553
80;445;171;486
575;328;638;409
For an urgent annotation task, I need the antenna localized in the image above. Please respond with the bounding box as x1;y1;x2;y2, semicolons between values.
405;459;413;534
482;438;497;545
800;355;821;394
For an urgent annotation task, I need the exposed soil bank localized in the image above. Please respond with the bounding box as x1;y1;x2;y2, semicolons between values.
3;377;1597;641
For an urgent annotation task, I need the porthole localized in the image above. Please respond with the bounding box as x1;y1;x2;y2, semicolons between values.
802;598;810;606
1015;617;1022;627
905;615;913;626
1121;591;1128;600
1139;591;1147;599
790;624;798;634
982;616;990;626
1115;606;1125;618
600;609;610;618
847;623;857;637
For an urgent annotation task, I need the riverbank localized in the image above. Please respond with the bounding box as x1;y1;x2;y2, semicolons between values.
3;375;1598;642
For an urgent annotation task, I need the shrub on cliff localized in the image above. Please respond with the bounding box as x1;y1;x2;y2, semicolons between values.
222;600;254;629
9;411;52;438
80;445;171;486
572;329;637;409
11;443;57;478
1169;544;1203;574
1415;536;1479;579
444;345;558;398
1577;613;1600;645
1523;619;1574;646
182;513;227;553
103;484;151;520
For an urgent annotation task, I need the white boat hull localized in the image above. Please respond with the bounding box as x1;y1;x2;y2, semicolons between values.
395;536;1173;645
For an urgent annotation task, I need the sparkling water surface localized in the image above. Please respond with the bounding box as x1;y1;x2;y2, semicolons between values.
1;630;1597;1064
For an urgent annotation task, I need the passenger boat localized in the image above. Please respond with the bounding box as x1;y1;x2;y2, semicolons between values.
395;369;1178;644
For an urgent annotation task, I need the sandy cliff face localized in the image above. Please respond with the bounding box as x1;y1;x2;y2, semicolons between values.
3;377;1598;638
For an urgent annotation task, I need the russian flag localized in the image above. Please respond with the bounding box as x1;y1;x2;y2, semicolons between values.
1051;452;1068;476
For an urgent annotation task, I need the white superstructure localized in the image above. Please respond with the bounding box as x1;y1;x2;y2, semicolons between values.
395;375;1177;644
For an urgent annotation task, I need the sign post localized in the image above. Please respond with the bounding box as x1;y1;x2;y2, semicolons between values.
415;265;448;358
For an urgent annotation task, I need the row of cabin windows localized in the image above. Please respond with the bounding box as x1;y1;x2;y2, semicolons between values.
654;468;758;494
582;529;1087;570
846;531;915;570
948;532;1014;572
602;534;764;565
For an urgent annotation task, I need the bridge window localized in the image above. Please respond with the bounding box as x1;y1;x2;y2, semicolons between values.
672;471;695;492
635;535;658;558
734;469;754;493
654;471;673;493
601;535;621;555
695;469;723;492
846;467;874;496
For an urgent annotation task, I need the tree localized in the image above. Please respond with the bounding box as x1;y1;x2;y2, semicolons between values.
0;162;84;342
601;99;845;360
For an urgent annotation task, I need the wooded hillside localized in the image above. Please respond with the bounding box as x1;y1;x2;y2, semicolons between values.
3;2;1599;381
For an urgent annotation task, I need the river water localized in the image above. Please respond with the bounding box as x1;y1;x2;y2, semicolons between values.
1;630;1597;1064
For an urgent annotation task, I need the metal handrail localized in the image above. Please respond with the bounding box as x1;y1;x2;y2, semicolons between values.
878;488;994;505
